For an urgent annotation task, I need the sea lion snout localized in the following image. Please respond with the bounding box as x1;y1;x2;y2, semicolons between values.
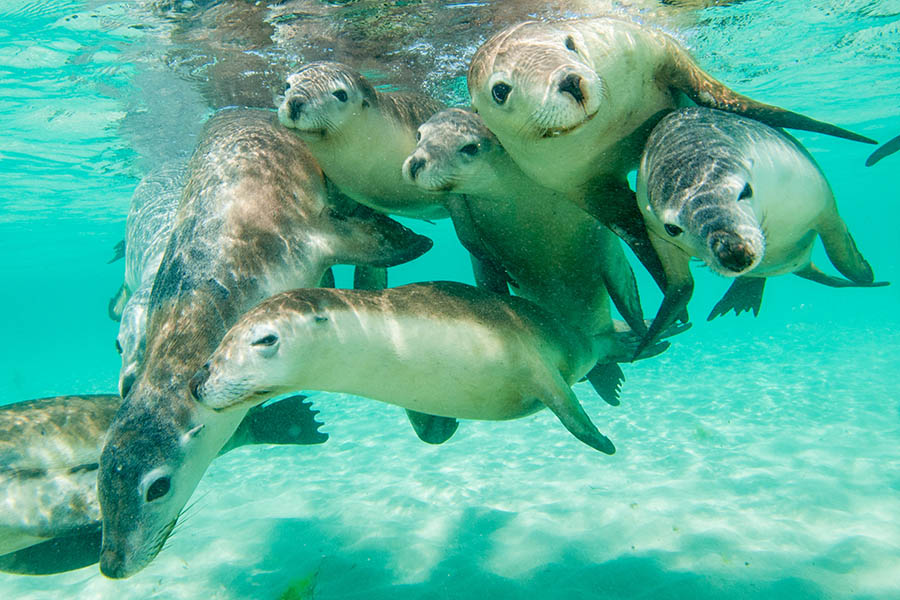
189;364;209;403
99;545;129;579
286;97;305;122
558;72;585;106
709;231;757;274
406;155;426;181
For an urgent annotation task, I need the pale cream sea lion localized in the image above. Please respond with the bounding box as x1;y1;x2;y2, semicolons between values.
277;61;448;220
97;108;431;579
636;107;888;351
467;16;876;287
190;283;674;454
0;393;325;575
402;108;649;404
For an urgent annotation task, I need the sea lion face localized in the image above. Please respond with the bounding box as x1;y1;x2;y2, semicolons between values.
97;391;211;579
640;110;766;277
402;108;501;193
191;307;319;411
278;62;378;140
468;21;605;142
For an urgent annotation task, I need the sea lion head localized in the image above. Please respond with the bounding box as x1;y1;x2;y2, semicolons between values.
277;61;378;140
402;108;502;193
639;108;766;277
98;380;237;579
190;293;330;412
468;21;605;142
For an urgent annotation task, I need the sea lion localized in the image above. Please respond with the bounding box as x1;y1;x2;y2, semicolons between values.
0;393;326;575
277;61;448;220
97;108;431;579
402;108;649;404
866;133;900;166
111;161;186;397
635;107;887;350
190;282;671;454
467;16;876;288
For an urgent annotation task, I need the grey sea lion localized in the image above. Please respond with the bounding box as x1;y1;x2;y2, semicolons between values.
866;133;900;166
636;107;887;350
0;393;326;575
467;16;876;289
277;61;448;220
402;108;649;404
190;282;672;454
112;161;186;397
97;108;431;579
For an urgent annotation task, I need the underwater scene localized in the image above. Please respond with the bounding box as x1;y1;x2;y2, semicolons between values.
1;0;898;598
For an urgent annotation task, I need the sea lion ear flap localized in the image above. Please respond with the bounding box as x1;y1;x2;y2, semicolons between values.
659;44;877;145
324;202;434;268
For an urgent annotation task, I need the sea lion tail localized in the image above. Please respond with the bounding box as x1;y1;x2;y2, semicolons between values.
662;43;876;145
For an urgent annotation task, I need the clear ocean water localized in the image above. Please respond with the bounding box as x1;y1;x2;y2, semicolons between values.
1;0;898;598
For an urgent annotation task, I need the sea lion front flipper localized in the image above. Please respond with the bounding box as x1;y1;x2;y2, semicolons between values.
635;232;694;360
866;133;900;166
220;394;328;453
662;44;876;145
707;276;766;321
585;362;624;407
582;177;669;294
325;202;433;268
0;529;102;575
599;234;646;336
107;239;125;264
815;213;878;284
794;263;890;288
538;370;615;455
107;283;128;322
405;409;460;445
353;266;388;290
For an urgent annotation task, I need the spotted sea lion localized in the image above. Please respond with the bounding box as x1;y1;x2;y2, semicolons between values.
636;107;888;350
467;16;876;288
111;161;186;397
190;283;675;454
0;393;325;576
277;61;448;220
97;108;431;579
402;108;650;404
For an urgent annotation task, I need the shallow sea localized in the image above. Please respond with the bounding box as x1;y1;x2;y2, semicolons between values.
1;0;898;598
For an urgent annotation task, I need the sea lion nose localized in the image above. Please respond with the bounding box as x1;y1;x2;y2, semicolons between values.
709;231;756;273
558;73;585;105
188;364;210;402
406;156;426;181
99;545;128;579
287;97;305;121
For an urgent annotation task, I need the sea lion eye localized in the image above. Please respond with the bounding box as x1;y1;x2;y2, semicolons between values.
415;130;421;142
332;89;348;102
459;143;479;156
664;223;684;237
565;36;577;52
252;334;279;346
738;183;753;200
145;476;170;502
491;82;511;105
282;82;290;94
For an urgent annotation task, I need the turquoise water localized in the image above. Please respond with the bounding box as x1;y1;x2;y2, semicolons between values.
1;0;898;598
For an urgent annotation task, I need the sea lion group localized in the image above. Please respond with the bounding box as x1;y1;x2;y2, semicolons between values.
2;11;890;581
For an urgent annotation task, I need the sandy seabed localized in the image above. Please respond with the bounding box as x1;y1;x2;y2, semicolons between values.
3;322;899;600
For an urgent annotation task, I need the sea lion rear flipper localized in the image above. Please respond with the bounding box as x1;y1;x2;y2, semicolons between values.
635;232;694;360
585;362;624;407
107;239;125;264
663;45;876;145
353;266;388;290
794;263;890;288
707;276;766;321
405;409;460;445
866;133;900;166
107;283;128;322
815;213;881;284
326;202;433;268
221;394;328;453
0;529;102;575
539;371;615;455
